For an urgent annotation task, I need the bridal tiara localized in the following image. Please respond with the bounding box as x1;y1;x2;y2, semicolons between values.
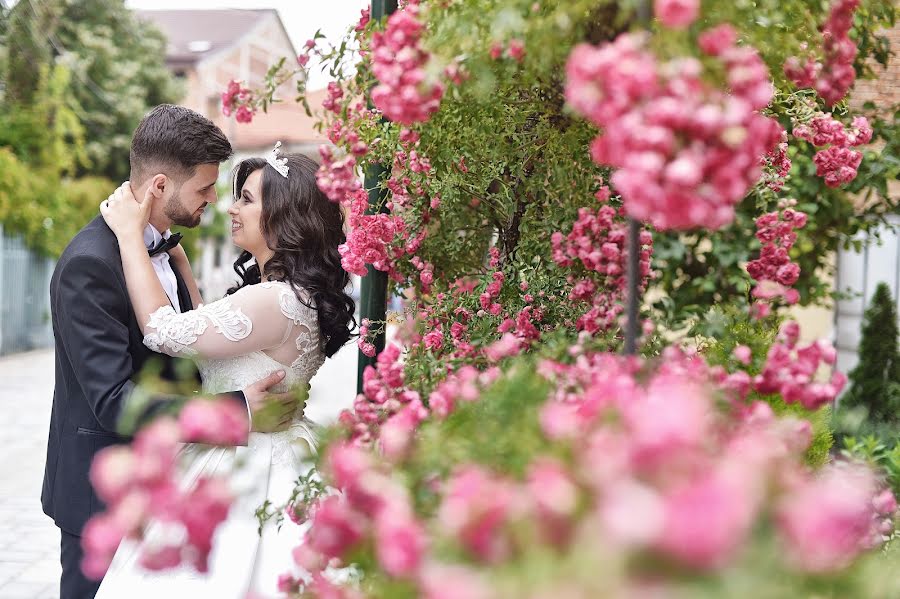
265;141;290;178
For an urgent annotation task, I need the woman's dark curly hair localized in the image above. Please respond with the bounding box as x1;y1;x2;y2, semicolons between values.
227;153;356;358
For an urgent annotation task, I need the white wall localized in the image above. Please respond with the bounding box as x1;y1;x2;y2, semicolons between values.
834;214;900;375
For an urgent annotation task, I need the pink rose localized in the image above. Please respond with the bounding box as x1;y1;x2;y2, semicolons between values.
420;562;490;599
872;489;897;516
698;24;737;56
80;514;125;580
90;446;136;503
306;496;365;559
732;345;752;365
438;466;519;562
778;466;876;572
657;470;756;569
654;0;699;29
374;512;427;578
178;399;249;445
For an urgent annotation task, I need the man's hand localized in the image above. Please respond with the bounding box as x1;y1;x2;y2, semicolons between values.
243;370;308;433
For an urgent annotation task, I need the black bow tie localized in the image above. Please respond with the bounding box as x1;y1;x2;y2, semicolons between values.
147;232;182;257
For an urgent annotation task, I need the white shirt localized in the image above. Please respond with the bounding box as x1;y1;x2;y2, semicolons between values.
143;224;182;314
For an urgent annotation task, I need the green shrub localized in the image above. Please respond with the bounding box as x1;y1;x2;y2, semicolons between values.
839;282;900;437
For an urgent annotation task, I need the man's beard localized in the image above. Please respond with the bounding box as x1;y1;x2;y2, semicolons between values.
164;191;203;228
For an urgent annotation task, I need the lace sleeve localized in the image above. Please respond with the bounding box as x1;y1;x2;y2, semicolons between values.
142;283;294;359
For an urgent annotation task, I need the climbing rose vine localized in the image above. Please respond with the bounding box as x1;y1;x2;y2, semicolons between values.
91;0;900;595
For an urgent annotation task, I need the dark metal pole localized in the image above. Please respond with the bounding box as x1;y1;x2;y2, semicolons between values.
624;1;652;356
357;0;398;394
624;218;641;355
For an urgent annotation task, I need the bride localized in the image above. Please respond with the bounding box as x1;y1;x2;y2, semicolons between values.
95;144;356;597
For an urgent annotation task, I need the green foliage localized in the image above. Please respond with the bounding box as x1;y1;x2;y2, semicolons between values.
841;434;900;498
1;0;54;105
840;282;900;436
234;0;900;593
414;363;554;483
0;148;112;256
0;0;174;254
649;0;898;324
0;63;89;174
2;0;181;181
696;305;834;467
653;103;900;327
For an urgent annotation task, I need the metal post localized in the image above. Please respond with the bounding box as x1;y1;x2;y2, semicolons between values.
624;218;641;355
357;0;398;394
623;1;652;356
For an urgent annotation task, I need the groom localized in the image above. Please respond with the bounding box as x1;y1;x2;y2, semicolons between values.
42;105;300;599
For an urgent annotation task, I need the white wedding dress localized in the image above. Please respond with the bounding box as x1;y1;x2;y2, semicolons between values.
97;281;326;599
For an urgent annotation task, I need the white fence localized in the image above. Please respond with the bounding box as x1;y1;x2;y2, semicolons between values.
0;225;54;356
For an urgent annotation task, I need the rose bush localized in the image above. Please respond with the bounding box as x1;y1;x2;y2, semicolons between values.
91;0;900;595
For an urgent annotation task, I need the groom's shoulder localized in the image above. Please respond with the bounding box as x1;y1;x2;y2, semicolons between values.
56;216;120;273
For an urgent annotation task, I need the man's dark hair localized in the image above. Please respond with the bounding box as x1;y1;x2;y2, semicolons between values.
129;104;233;185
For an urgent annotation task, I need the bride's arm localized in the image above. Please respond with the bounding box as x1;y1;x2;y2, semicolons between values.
101;184;295;359
100;183;173;336
168;244;204;308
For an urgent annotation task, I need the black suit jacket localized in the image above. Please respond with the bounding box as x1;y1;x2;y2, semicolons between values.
41;216;245;535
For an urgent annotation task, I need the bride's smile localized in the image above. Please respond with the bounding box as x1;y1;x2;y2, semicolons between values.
227;168;266;256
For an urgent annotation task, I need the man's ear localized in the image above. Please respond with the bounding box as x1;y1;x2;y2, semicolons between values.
147;174;168;200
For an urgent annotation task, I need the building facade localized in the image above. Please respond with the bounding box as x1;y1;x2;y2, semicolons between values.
137;9;329;299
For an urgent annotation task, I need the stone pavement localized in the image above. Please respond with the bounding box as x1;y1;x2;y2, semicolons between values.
0;349;60;599
0;343;358;598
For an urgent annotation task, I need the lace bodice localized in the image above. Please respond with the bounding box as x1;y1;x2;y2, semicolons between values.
143;281;326;458
144;281;325;381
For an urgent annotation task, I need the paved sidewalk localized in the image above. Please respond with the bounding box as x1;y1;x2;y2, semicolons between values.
0;349;60;599
0;343;358;598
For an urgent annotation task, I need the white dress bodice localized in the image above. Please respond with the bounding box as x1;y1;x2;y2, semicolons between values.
97;281;329;598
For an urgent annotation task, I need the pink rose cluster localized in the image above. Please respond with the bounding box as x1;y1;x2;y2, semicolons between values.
340;338;499;450
532;348;891;572
220;79;256;123
323;123;438;286
654;0;699;30
317;142;364;204
82;400;247;579
778;465;898;573
296;38;317;68
315;102;420;280
551;200;653;333
565;29;783;230
793;113;872;187
274;441;431;596
337;190;404;278
357;318;378;358
287;443;431;594
399;266;549;367
753;320;847;410
341;343;412;444
746;205;807;313
489;38;526;62
316;97;380;203
478;270;505;317
290;349;894;597
759;129;792;192
784;0;860;106
370;3;445;125
355;7;371;33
